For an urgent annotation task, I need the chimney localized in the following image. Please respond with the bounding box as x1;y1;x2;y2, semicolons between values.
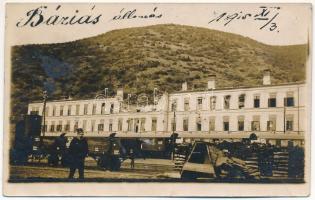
182;82;187;91
263;70;271;85
208;75;216;89
117;88;124;101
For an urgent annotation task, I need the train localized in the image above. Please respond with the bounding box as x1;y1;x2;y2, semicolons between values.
11;114;177;170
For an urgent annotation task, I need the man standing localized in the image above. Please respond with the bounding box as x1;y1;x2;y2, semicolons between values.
68;128;88;179
49;132;68;166
129;148;135;169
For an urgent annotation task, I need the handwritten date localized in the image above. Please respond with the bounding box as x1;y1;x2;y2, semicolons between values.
209;6;280;32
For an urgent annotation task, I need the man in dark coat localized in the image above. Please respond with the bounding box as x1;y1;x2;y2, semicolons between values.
50;133;68;166
68;129;88;179
129;148;135;169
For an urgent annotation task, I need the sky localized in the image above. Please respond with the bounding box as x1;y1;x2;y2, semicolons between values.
5;3;312;46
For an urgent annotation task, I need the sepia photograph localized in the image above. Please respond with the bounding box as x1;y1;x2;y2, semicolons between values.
3;2;312;196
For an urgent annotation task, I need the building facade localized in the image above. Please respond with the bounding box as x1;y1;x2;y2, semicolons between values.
28;72;306;146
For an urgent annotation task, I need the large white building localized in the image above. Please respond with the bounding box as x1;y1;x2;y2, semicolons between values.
28;71;306;146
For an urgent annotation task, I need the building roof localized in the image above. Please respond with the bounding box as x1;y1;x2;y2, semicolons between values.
171;81;306;95
29;81;306;104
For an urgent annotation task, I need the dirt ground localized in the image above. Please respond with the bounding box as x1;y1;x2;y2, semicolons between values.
9;158;181;182
8;157;303;183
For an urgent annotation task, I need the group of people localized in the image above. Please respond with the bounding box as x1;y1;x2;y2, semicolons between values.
50;128;137;179
50;128;88;179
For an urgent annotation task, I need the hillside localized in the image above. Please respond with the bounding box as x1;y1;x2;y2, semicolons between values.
11;24;308;122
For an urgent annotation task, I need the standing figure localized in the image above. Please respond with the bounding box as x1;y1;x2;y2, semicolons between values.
50;133;68;166
56;133;68;166
130;148;135;169
68;129;88;179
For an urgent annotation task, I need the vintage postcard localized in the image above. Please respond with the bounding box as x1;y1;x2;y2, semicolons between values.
3;2;312;197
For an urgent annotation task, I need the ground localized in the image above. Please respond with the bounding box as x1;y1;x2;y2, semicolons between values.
9;157;180;182
9;157;304;183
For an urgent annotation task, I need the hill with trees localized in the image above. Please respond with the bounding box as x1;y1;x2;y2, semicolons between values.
11;24;308;123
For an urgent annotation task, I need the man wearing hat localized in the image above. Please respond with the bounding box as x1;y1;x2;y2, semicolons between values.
68;128;89;179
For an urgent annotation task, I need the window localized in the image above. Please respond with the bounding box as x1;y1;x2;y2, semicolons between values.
98;120;104;131
171;118;176;132
223;122;229;131
285;92;294;107
210;96;216;110
83;120;87;131
134;119;140;132
286;121;293;131
91;120;95;132
119;102;122;112
239;94;245;109
223;116;229;131
60;105;64;116
101;103;106;114
251;121;260;131
98;124;104;131
50;121;55;132
92;104;96;115
64;121;70;131
30;107;39;115
267;115;276;131
140;118;146;132
196;117;202;131
118;118;123;131
84;104;88;115
197;97;203;110
238;116;244;131
30;110;38;115
267;121;274;131
276;139;281;147
151;118;157;131
50;125;55;132
209;117;215;131
52;106;56;116
254;95;260;108
67;105;72;116
184;98;190;111
74;121;78;131
127;119;133;131
183;118;189;131
224;95;231;109
268;93;277;107
56;121;62;132
285;97;294;107
45;107;49;116
251;115;260;131
171;99;177;112
42;124;47;132
110;103;114;114
286;115;294;131
56;124;62;132
76;104;80;115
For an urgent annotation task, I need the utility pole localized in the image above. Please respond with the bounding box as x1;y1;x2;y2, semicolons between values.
173;110;176;134
128;94;131;111
154;88;158;109
42;90;48;137
104;88;108;98
283;98;287;134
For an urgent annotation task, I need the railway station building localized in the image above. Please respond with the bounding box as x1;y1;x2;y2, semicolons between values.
28;71;306;147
